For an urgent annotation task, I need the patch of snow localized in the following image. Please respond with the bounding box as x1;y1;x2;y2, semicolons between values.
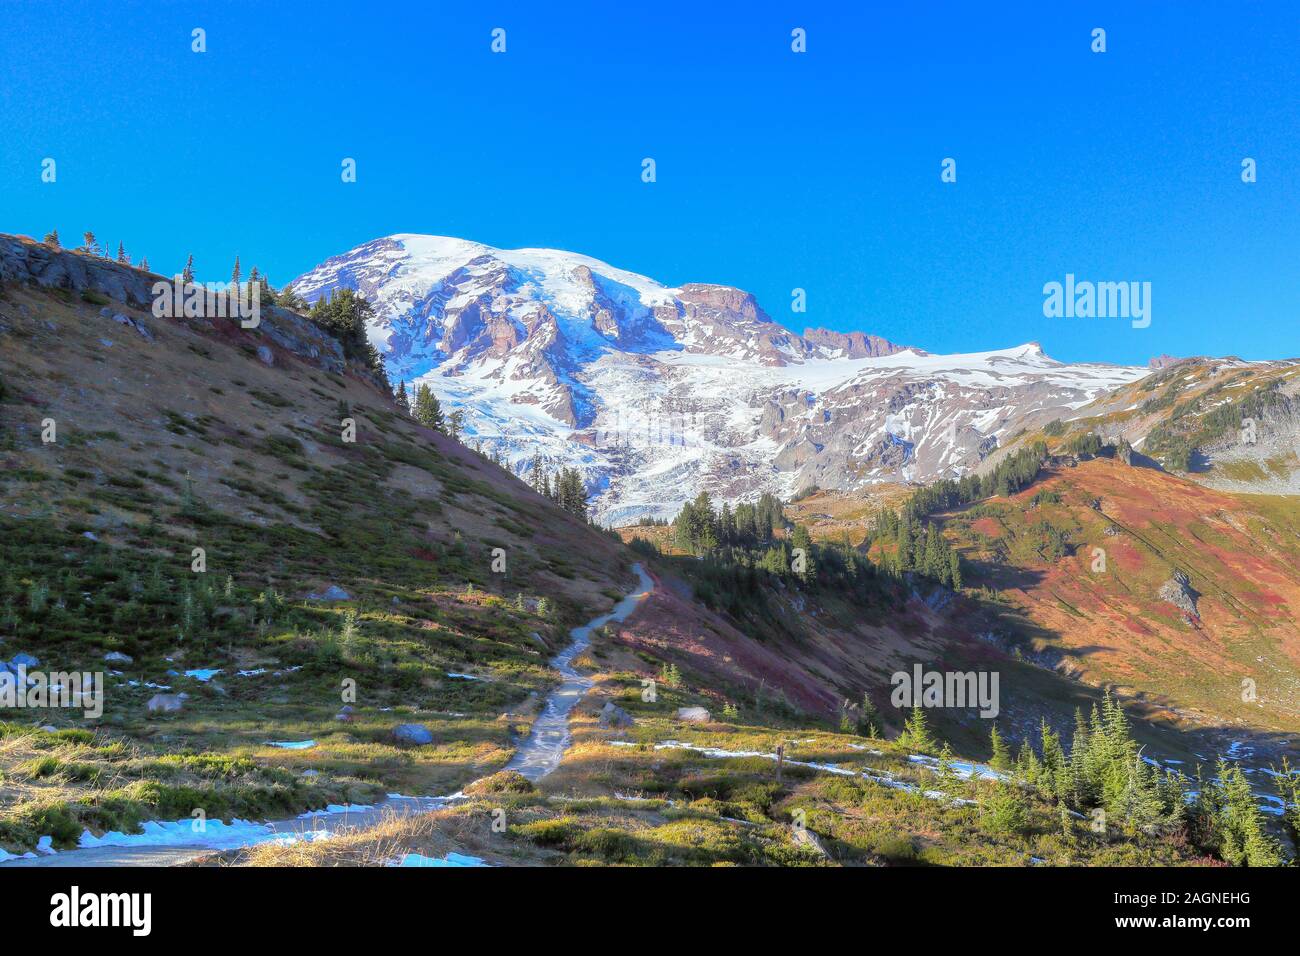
392;851;488;867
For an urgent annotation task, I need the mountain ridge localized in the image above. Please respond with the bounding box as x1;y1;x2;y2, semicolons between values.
292;234;1150;523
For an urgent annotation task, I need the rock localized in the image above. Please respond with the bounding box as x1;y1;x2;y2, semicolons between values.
147;692;187;714
1158;571;1200;619
308;585;352;602
599;700;635;728
791;824;831;858
39;725;57;733
392;723;434;745
675;706;711;723
256;345;274;366
103;651;133;664
9;653;39;668
335;705;354;722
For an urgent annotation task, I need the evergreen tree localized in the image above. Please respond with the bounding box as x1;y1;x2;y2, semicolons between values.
276;282;306;311
231;255;241;288
116;241;129;264
858;692;881;738
182;254;194;284
900;707;938;754
790;523;814;581
394;380;410;413
139;255;150;272
80;231;99;255
1206;761;1283;866
989;723;1013;771
311;289;388;383
43;229;59;248
446;408;465;443
412;383;444;431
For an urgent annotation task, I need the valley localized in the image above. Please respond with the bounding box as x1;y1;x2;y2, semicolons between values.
1;233;1298;869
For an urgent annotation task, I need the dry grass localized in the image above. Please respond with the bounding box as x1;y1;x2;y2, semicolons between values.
233;810;432;867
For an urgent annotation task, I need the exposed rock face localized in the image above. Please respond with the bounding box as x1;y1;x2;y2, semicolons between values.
676;705;711;723
0;234;347;375
292;235;1150;523
1158;570;1200;618
802;327;911;359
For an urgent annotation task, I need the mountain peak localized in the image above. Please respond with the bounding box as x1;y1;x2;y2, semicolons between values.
290;236;1148;520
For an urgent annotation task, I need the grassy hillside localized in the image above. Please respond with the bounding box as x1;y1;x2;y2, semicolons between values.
0;253;635;849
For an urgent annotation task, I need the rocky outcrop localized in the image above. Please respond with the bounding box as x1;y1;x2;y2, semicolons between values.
1158;570;1199;618
0;234;347;375
802;327;910;359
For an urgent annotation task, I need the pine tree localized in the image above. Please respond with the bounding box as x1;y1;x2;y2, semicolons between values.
791;524;814;582
900;707;937;754
412;383;445;431
394;380;410;413
139;256;150;272
1211;760;1283;866
116;241;128;264
936;742;956;790
43;229;59;248
231;255;241;288
989;723;1013;771
446;408;465;443
80;231;99;255
858;692;880;738
277;282;305;311
182;254;194;284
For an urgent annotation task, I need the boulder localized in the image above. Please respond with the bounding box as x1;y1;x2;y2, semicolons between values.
1158;571;1200;619
308;585;352;602
675;706;711;724
392;723;434;745
103;651;133;664
9;653;39;668
147;692;187;714
599;700;634;728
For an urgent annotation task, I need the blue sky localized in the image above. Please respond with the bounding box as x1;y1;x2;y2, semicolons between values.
1;0;1296;364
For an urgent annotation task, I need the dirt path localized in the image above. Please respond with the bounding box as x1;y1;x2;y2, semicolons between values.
0;563;655;869
505;562;654;781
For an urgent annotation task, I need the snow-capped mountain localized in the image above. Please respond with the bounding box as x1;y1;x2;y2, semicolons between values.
292;235;1149;523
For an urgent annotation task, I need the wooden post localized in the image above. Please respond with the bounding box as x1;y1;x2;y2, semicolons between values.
776;744;785;784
